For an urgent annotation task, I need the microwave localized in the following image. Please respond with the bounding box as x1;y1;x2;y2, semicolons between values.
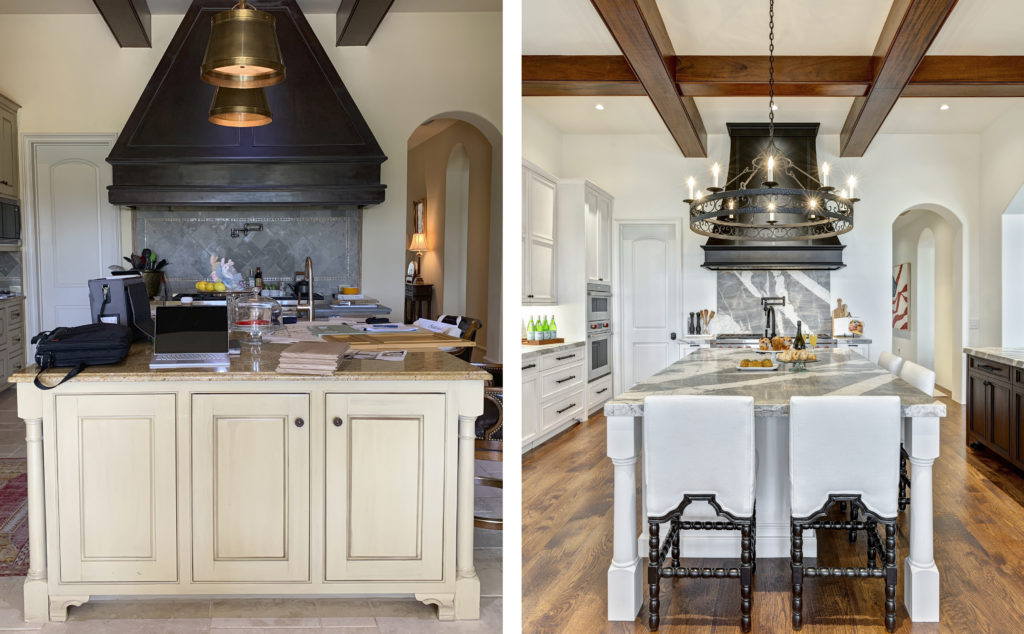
0;200;20;245
586;282;611;322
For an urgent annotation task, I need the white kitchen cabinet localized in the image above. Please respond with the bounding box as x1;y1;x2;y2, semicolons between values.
324;393;446;581
521;359;540;450
0;94;18;200
191;393;311;583
587;374;614;415
523;161;558;304
54;393;178;583
585;186;613;284
836;340;871;360
679;338;712;358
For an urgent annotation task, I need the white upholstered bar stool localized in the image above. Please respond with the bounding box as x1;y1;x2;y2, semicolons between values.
642;395;756;632
789;396;902;632
878;350;905;376
898;361;936;512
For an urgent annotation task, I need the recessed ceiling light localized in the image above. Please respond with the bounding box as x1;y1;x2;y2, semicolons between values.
771;103;778;111
940;104;950;111
595;104;605;111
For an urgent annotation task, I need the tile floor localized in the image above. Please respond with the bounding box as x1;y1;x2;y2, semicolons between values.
0;387;503;633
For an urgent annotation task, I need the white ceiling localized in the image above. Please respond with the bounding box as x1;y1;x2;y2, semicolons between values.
0;0;501;15
523;0;1024;137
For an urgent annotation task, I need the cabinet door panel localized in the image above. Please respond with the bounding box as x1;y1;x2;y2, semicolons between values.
968;374;988;440
1016;389;1024;464
990;381;1012;456
324;393;446;581
0;111;15;198
55;394;177;582
192;394;309;582
528;239;555;302
528;174;555;241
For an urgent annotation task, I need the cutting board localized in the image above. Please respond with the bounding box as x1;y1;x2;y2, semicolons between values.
322;331;473;352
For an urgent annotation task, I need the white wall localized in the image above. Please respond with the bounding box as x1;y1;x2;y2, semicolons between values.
0;11;501;316
1003;207;1024;346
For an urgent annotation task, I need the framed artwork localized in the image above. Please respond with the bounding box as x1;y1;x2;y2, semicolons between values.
893;262;910;330
413;199;426;234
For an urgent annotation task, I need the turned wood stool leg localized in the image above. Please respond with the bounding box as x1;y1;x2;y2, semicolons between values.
648;521;661;631
791;521;804;630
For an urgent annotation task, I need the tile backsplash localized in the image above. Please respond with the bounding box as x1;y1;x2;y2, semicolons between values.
135;209;360;296
0;251;21;290
715;270;831;336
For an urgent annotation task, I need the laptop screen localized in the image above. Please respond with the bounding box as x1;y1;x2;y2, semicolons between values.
154;306;229;354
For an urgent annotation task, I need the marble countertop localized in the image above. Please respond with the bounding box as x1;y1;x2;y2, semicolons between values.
522;339;585;361
606;348;945;418
964;347;1024;369
0;296;24;306
12;343;490;385
833;336;873;344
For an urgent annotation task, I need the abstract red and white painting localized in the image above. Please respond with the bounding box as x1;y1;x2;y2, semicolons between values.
893;263;910;330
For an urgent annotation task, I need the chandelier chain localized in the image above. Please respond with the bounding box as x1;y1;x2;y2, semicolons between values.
768;0;776;153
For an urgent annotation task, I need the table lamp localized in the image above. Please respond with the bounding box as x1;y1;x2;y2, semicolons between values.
408;232;428;283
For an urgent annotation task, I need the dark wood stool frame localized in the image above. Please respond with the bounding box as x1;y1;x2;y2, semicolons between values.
791;493;898;632
899;444;911;511
647;494;755;632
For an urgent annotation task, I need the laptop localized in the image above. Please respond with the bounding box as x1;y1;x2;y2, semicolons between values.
149;306;231;368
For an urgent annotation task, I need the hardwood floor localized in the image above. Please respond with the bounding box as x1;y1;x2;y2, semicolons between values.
522;396;1024;632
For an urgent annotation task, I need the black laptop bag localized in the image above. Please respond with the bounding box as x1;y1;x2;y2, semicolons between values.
31;323;133;390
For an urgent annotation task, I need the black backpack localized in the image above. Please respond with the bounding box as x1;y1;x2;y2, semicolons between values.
31;323;133;390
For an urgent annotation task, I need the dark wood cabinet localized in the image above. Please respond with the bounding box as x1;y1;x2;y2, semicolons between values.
967;354;1024;470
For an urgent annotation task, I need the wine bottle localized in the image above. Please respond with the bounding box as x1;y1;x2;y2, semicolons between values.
794;320;806;350
540;316;549;340
527;317;536;341
254;267;264;292
550;315;558;339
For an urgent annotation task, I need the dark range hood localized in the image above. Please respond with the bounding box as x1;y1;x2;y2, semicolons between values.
107;0;386;208
701;123;845;271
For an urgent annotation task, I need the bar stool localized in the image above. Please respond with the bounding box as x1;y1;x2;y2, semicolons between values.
789;396;902;632
877;350;904;376
643;395;756;632
897;361;935;512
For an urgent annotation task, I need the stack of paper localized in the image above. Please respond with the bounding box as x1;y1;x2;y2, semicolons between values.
276;341;350;375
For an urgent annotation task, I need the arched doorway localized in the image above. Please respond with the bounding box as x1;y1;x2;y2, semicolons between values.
405;113;502;362
891;206;965;400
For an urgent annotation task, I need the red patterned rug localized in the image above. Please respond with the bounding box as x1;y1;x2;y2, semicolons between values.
0;459;28;576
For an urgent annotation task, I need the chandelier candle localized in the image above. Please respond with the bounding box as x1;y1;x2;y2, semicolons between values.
712;163;720;188
821;162;830;187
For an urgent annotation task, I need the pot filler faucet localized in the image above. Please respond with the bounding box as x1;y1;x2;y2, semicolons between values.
761;296;786;339
295;256;315;323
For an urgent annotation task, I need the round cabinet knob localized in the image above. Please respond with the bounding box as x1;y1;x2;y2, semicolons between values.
294;418;305;428
333;417;343;427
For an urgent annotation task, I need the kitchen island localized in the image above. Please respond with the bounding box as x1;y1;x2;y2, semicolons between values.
12;344;487;623
604;348;945;623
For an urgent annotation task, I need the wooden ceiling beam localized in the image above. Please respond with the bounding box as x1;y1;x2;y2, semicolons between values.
839;0;960;157
590;0;707;156
525;54;1024;98
92;0;151;48
336;0;395;46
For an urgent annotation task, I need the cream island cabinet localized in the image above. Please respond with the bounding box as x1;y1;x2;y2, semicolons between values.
11;345;488;623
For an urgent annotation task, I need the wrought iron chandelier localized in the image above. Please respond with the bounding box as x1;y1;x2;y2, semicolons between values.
686;0;858;242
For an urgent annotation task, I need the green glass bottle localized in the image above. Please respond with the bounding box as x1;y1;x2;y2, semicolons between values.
540;316;549;340
550;315;558;339
527;316;536;341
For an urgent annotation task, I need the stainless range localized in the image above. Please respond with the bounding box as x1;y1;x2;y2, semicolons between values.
710;333;837;349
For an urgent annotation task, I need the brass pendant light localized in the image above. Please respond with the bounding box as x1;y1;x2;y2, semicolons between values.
201;1;285;89
209;87;272;127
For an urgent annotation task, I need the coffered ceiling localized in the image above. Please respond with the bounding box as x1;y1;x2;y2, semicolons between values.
524;0;1024;153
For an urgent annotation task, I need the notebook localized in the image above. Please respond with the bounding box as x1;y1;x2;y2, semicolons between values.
149;306;230;368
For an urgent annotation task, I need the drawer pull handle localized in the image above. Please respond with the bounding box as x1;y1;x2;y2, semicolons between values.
333;417;343;427
556;403;576;414
522;363;537;370
12;337;20;343
555;375;576;384
978;364;1003;373
527;294;534;298
295;417;305;428
0;180;8;186
555;354;575;361
596;388;608;394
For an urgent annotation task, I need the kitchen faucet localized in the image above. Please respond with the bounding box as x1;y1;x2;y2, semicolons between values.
295;256;315;323
761;296;785;338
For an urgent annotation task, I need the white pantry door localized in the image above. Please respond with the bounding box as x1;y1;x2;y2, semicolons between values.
619;223;679;390
29;137;119;332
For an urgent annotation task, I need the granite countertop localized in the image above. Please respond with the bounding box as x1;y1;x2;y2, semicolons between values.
12;343;490;385
522;339;585;361
0;296;25;305
964;347;1024;369
606;348;945;418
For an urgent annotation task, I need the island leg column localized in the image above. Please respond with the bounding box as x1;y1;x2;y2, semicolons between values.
607;414;642;621
453;411;480;620
23;406;49;621
904;415;940;622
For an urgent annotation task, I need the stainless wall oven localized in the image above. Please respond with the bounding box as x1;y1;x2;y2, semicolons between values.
588;320;611;381
586;282;611;323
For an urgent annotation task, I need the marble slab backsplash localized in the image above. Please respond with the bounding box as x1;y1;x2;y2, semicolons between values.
0;251;21;290
135;209;360;297
715;271;831;336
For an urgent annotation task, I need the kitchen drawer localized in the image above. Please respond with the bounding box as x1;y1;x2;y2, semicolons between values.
969;356;1011;383
7;351;24;375
6;303;22;327
588;375;613;412
522;357;541;374
7;324;23;352
541;346;584;371
541;388;584;433
540;362;584;399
